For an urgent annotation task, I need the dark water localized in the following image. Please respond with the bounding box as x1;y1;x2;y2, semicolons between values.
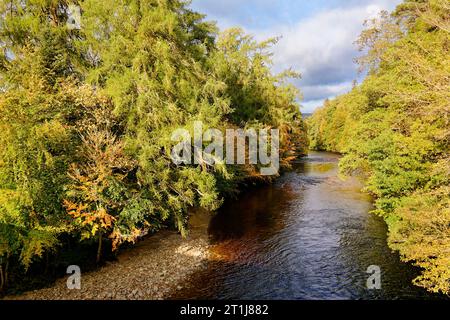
172;152;445;300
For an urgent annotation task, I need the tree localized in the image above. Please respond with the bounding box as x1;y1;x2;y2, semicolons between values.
307;0;450;294
63;104;141;263
0;0;90;282
0;0;308;291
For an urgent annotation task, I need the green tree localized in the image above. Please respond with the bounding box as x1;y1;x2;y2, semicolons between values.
0;0;307;292
0;0;92;286
307;0;450;294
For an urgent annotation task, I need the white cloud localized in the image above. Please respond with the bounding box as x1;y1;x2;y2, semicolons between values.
255;2;399;109
192;0;402;111
302;81;354;101
300;81;354;113
255;4;386;83
301;99;327;114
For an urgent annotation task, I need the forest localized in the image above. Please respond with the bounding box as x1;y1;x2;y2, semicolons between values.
0;0;308;293
307;0;449;294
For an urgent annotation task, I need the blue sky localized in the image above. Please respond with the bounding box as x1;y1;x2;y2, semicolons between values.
190;0;402;113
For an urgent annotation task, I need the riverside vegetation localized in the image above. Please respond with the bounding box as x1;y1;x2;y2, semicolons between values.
308;0;449;295
1;0;448;298
0;0;308;294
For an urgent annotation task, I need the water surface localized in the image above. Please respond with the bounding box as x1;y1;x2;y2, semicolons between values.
173;152;443;300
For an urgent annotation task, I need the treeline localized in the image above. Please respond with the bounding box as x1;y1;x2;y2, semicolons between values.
0;0;307;292
308;0;449;294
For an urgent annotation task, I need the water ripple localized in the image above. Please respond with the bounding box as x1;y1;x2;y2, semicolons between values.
171;152;446;300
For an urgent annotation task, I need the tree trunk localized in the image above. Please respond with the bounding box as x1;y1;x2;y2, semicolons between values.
5;259;8;289
0;264;4;292
96;232;103;264
44;251;49;275
0;259;8;293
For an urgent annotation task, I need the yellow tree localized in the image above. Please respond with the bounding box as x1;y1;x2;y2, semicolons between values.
64;105;137;263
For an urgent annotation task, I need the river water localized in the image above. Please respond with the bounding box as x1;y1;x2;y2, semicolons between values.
172;151;443;300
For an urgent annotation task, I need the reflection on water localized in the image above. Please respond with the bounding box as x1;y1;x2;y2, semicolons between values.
172;152;445;300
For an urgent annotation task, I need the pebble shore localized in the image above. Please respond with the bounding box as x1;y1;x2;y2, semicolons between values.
5;212;212;300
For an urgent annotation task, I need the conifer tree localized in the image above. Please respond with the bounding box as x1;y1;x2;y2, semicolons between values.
0;0;307;291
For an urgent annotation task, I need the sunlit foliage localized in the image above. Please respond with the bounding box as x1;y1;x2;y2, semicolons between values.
0;0;307;291
308;0;449;294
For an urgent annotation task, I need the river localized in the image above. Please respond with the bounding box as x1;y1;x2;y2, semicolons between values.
171;151;443;300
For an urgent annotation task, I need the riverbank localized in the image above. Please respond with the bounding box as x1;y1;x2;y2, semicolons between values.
4;211;212;300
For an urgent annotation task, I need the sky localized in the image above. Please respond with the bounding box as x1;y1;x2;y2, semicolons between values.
190;0;402;113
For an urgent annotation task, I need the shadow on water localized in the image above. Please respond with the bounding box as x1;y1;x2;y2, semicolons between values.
170;151;447;300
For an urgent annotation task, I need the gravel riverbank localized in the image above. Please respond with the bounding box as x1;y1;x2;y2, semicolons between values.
5;211;212;300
